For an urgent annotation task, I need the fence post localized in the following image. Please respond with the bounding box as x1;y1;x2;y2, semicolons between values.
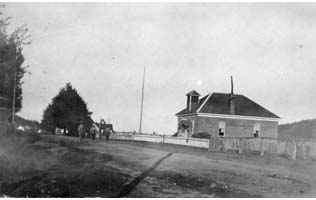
290;140;297;160
260;137;264;156
208;136;212;151
306;145;311;159
238;138;243;154
213;137;218;151
219;139;226;152
302;144;306;159
208;136;217;152
162;135;165;144
244;139;248;154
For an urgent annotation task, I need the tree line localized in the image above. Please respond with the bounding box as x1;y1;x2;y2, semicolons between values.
0;4;93;136
0;4;30;113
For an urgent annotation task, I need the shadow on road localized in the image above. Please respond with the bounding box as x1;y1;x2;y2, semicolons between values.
117;152;174;197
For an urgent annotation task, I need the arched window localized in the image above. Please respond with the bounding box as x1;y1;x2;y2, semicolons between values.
254;123;260;137
218;121;225;137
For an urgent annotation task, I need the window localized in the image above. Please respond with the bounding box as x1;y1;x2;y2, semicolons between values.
218;121;225;137
253;123;260;137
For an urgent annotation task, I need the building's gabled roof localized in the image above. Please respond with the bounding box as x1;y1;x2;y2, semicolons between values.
176;92;280;119
186;90;200;96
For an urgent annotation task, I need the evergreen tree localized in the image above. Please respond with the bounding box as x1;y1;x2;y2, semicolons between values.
41;83;93;136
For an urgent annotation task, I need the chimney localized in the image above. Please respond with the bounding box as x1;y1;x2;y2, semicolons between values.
229;76;235;115
186;90;200;112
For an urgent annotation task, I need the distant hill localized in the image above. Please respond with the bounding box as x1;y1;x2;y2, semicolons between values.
15;115;40;129
278;118;316;140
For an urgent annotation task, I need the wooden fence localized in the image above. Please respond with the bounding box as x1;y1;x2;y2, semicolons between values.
111;132;316;160
213;137;316;160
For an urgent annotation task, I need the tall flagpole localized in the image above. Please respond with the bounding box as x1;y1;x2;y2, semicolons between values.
139;66;146;134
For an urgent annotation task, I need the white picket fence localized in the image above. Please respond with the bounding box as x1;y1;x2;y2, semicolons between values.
111;133;211;149
163;136;209;148
133;134;162;143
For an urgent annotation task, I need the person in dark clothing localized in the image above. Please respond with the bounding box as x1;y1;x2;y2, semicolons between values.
78;122;85;141
89;125;97;141
104;127;110;141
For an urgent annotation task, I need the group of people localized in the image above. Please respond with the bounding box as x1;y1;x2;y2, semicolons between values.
77;122;111;141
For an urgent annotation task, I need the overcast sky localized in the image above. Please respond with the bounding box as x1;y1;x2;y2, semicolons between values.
4;3;316;134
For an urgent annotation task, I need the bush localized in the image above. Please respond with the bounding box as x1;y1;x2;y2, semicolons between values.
192;132;211;139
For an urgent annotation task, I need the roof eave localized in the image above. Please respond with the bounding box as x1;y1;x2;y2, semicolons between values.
197;112;280;122
176;112;198;117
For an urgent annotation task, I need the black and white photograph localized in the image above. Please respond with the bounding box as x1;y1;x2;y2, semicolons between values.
0;2;316;198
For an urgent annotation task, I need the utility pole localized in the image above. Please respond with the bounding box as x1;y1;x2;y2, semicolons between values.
139;66;146;134
12;68;17;125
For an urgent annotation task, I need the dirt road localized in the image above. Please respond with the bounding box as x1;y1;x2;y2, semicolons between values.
0;133;315;197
